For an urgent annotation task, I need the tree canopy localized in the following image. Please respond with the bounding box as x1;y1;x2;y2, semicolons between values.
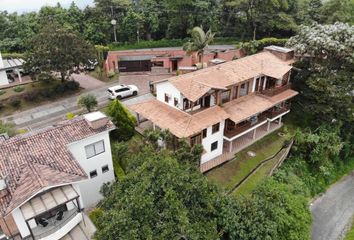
25;22;94;81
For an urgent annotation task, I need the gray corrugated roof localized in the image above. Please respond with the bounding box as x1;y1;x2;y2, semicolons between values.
1;58;24;70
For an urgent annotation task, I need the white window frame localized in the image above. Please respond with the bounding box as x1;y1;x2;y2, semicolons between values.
85;140;105;159
89;170;98;178
102;165;109;173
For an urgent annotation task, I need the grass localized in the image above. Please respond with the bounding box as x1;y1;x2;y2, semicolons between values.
345;218;354;240
206;127;290;191
0;82;40;101
234;148;287;196
88;69;119;83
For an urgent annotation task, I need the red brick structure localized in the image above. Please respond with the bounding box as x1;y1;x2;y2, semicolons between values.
105;46;244;73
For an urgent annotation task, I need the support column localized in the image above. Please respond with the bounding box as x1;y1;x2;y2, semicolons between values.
267;121;271;132
263;77;267;90
229;140;233;153
16;69;22;82
153;123;156;130
253;128;257;140
278;116;282;126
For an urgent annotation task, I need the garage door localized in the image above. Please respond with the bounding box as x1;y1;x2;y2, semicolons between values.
118;55;153;72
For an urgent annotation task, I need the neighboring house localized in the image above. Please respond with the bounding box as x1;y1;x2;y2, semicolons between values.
0;112;115;240
106;45;243;73
130;46;298;172
0;52;25;86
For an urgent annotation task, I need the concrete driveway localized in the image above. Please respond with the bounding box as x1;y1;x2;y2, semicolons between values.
311;173;354;240
71;73;105;90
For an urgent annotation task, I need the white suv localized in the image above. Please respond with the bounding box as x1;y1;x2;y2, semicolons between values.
108;84;139;100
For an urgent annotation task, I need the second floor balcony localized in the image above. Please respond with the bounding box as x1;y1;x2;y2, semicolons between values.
260;83;292;97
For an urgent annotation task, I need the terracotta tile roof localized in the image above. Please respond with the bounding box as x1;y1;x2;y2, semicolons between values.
130;89;298;138
129;100;229;138
223;89;298;123
167;51;292;102
0;116;115;216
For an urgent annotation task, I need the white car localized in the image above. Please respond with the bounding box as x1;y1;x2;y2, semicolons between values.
108;84;139;100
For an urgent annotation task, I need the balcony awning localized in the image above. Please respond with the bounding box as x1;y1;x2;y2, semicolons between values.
20;185;79;220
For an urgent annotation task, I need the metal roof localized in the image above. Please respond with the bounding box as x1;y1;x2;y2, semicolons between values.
119;55;155;61
1;58;24;71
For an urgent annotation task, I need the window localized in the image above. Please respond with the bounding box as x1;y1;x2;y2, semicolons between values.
211;141;218;151
212;123;220;134
221;90;231;104
240;81;249;97
102;165;109;173
164;93;170;103
90;170;98;178
174;97;179;107
183;98;191;110
85;140;105;159
190;134;202;147
202;129;207;138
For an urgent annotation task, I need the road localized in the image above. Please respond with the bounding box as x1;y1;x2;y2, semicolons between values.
0;73;165;130
311;173;354;240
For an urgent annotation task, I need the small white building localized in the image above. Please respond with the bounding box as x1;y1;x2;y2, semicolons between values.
0;112;116;240
130;46;298;172
0;52;25;86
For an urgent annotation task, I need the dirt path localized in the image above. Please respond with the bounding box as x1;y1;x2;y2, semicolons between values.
311;173;354;240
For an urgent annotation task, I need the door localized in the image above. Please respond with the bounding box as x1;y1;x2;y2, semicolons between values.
255;78;260;92
204;95;211;107
119;60;151;72
171;60;178;71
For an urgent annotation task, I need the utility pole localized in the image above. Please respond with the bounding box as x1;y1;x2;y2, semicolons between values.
110;6;117;42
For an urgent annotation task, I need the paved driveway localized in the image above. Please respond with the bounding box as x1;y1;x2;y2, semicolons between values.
72;73;105;90
119;73;172;95
311;173;354;240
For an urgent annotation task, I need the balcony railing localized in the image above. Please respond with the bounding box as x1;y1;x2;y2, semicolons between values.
224;107;289;139
260;83;291;97
32;208;81;240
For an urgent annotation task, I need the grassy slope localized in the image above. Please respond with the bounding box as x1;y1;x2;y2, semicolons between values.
206;128;287;191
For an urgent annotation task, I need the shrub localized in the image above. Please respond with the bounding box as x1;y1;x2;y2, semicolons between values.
38;72;54;84
0;90;5;96
22;90;40;102
17;128;27;134
0;121;16;137
54;83;66;94
40;87;55;98
13;85;25;93
66;112;75;120
238;37;288;55
89;208;103;227
106;70;115;78
77;94;98;112
8;97;21;108
64;81;80;91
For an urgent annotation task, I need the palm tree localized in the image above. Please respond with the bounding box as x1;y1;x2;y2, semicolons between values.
183;27;215;69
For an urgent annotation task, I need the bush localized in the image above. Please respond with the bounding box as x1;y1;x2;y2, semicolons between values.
64;81;80;91
13;85;25;93
77;94;98;112
89;208;103;227
0;90;5;96
54;83;66;94
66;112;75;120
22;90;40;102
106;70;115;78
17;128;27;134
38;72;54;84
238;37;288;55
8;97;21;108
0;121;16;137
40;87;55;98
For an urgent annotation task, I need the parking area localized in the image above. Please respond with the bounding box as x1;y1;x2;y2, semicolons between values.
119;73;173;95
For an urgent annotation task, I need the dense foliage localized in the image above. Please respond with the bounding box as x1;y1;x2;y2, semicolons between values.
77;94;98;112
106;99;136;141
0;0;353;52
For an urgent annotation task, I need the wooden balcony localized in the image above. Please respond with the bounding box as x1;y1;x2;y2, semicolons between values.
260;83;292;97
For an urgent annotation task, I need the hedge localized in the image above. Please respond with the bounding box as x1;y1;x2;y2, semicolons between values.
237;37;288;55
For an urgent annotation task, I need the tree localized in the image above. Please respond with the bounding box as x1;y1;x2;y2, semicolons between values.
0;121;16;137
219;178;311;240
94;146;221;240
106;99;136;141
77;94;98;112
308;0;323;23
183;27;215;68
25;22;94;81
321;0;354;25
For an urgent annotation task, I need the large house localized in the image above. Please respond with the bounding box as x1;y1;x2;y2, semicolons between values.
130;46;299;172
0;112;115;240
106;45;243;73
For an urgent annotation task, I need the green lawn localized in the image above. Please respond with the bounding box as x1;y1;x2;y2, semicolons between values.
346;219;354;240
206;128;289;191
88;70;119;82
0;82;41;101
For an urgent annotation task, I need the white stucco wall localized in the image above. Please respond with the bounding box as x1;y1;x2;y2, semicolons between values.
201;120;225;164
0;70;8;86
12;208;30;238
155;81;183;109
67;131;115;208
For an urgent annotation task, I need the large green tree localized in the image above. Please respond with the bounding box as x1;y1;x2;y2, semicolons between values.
25;22;94;81
94;146;221;240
